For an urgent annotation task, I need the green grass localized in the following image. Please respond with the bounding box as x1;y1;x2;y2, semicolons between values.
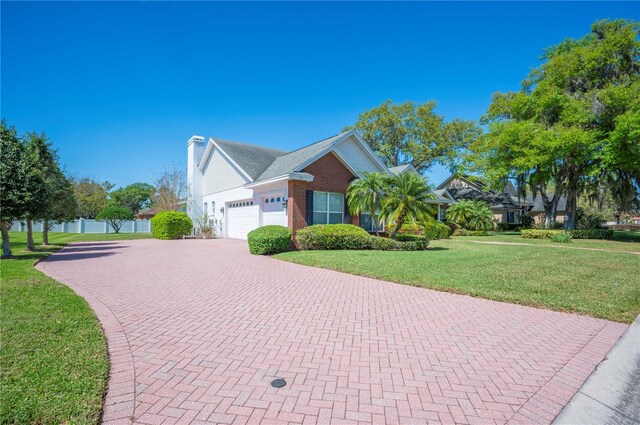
460;230;640;253
275;233;640;323
1;231;150;424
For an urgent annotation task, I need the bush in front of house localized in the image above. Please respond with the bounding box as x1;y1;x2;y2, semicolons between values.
296;224;371;250
422;221;452;240
247;225;292;255
452;229;488;236
151;211;193;240
521;229;562;239
393;233;424;242
496;223;522;232
551;232;572;243
569;228;614;240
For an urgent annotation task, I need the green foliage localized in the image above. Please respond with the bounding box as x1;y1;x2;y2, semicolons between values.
346;100;480;173
472;19;640;229
575;207;607;229
393;233;423;242
496;223;522;232
0;121;29;224
518;214;535;228
452;229;488;236
346;172;387;235
367;236;402;250
521;229;563;239
570;229;614;239
446;200;494;231
551;232;573;243
247;225;292;255
396;221;422;235
109;183;155;214
422;220;452;240
151;211;193;240
96;206;134;233
382;173;436;237
296;224;371;250
73;178;110;219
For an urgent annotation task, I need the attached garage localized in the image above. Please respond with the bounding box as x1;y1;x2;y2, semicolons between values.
225;201;259;239
261;196;287;227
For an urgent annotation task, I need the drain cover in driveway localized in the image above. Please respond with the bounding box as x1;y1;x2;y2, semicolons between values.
271;378;286;388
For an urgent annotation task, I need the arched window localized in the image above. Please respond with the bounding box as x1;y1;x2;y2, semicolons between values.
270;198;275;203
265;199;269;204
276;197;281;202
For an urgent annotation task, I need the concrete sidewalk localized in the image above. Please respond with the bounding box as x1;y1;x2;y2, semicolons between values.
554;315;640;425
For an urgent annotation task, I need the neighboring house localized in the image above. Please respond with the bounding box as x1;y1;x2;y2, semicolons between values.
187;130;450;240
436;173;567;224
135;208;157;220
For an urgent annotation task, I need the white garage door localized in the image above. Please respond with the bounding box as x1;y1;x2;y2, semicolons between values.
226;203;258;239
262;197;287;227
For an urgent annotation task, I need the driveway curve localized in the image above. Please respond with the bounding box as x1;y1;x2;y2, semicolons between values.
37;239;627;425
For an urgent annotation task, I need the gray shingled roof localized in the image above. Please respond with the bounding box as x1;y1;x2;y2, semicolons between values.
526;193;567;213
212;138;287;180
446;187;520;209
388;164;413;175
252;133;345;182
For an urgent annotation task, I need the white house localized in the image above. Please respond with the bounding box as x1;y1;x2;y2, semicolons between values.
187;130;450;240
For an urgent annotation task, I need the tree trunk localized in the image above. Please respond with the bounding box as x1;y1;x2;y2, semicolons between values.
565;173;579;230
1;221;11;258
26;219;35;251
42;220;49;245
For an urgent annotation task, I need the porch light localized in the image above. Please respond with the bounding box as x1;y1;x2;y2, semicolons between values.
282;198;288;209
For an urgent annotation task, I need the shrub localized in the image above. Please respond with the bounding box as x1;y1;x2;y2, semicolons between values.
151;211;193;240
96;206;134;233
296;224;371;250
247;225;292;255
518;214;535;228
393;233;423;242
551;232;572;243
443;221;458;232
496;223;521;232
534;221;565;229
422;221;452;240
521;229;562;239
576;208;607;229
397;239;429;250
453;229;488;236
569;228;614;240
609;224;640;231
396;222;422;235
368;236;401;250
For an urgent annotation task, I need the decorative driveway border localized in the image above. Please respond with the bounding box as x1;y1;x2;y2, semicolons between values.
37;239;627;425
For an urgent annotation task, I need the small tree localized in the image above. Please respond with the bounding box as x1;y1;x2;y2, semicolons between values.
41;170;77;245
153;165;187;211
346;172;388;236
382;173;436;238
0;120;29;257
109;182;155;214
96;206;133;233
446;200;494;231
72;177;111;219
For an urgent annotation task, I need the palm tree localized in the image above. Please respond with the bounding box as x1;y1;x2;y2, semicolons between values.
445;199;475;227
446;199;494;230
382;173;436;238
466;201;494;230
346;172;388;236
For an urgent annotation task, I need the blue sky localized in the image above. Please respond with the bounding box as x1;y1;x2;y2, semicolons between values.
2;1;638;188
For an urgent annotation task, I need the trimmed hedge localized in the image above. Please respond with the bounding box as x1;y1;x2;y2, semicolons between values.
151;211;193;240
521;228;614;240
521;229;562;239
608;224;640;231
396;222;422;235
496;223;523;232
296;224;429;251
296;224;371;250
453;229;488;236
393;233;423;242
247;225;292;255
569;228;614;240
423;221;452;240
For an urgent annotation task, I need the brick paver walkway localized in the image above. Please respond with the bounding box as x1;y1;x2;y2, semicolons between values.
37;239;627;425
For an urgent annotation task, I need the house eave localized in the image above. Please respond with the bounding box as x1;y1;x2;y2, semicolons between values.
244;172;314;188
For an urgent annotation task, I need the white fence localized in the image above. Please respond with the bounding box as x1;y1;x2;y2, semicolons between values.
9;219;151;234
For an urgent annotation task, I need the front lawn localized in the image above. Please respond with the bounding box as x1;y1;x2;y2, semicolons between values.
0;231;150;424
275;234;640;323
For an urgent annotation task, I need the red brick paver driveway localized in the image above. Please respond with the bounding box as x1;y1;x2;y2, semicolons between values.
37;239;627;425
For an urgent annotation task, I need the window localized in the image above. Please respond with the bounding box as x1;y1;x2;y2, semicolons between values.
313;192;343;224
203;202;208;214
507;211;515;223
360;213;383;232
